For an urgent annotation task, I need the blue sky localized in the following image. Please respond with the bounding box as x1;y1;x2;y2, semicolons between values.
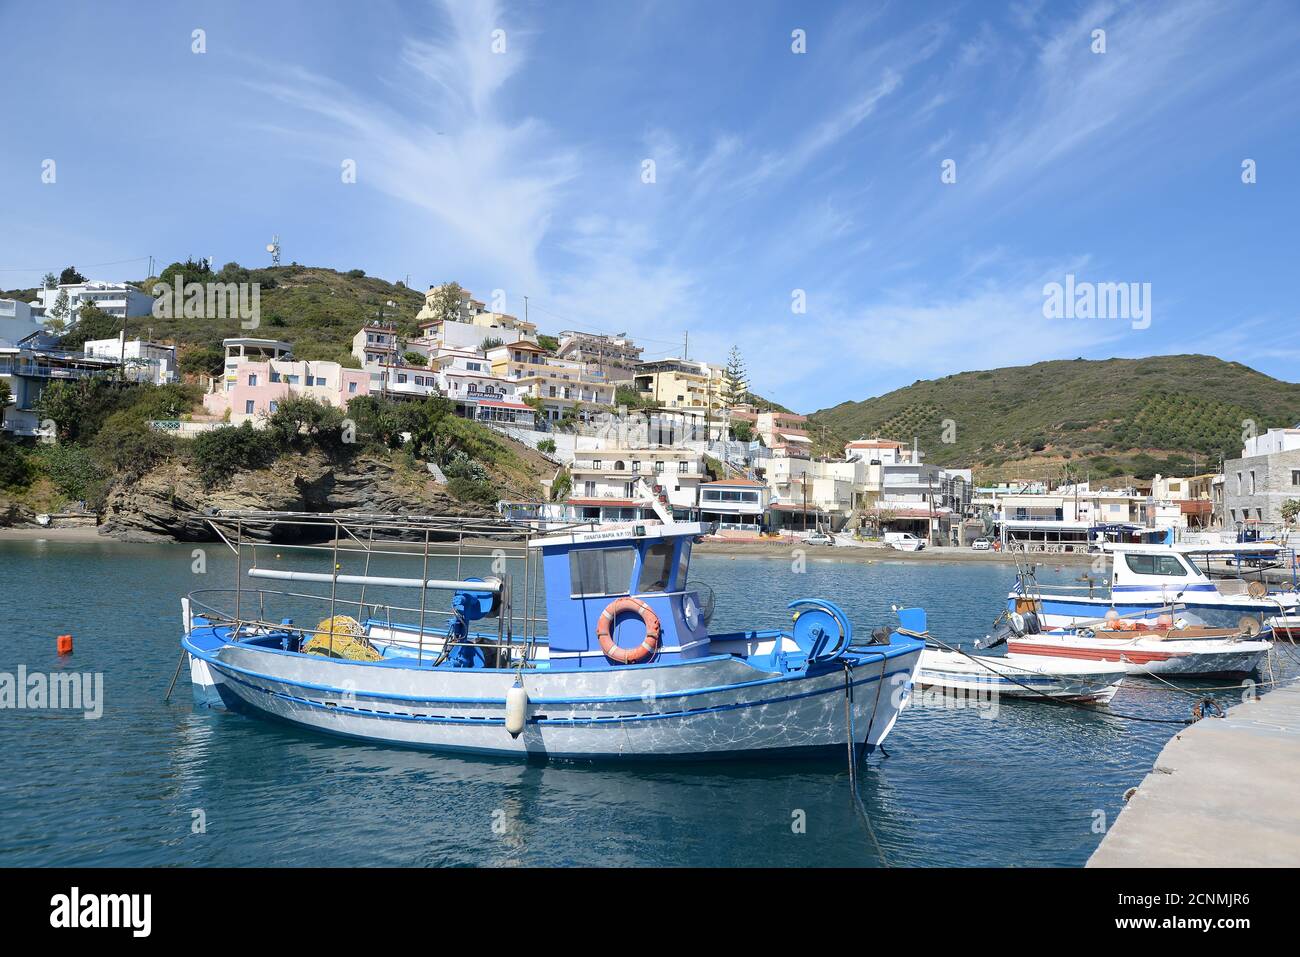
2;0;1298;413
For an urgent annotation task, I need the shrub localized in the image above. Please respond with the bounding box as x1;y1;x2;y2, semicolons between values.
447;476;498;506
536;438;556;454
92;411;176;481
266;395;347;453
35;378;133;443
191;422;284;489
443;449;490;483
0;441;34;489
179;345;226;378
33;444;105;503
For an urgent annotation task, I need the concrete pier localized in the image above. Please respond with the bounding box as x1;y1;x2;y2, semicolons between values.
1089;678;1300;867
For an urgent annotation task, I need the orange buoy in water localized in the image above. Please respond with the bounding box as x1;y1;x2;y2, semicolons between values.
57;634;73;655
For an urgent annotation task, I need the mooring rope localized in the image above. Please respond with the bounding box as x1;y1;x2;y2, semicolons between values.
896;628;1201;726
843;655;890;867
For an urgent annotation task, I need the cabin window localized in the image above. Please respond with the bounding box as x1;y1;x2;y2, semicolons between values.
1124;554;1188;577
674;540;691;590
636;542;675;593
569;546;635;598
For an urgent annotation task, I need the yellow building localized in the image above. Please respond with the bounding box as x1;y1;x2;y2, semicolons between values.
632;358;729;412
415;284;538;338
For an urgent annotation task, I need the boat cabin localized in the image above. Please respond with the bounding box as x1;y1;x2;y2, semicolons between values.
532;521;710;669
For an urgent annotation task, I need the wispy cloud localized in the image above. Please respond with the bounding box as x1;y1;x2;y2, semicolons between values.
246;0;573;292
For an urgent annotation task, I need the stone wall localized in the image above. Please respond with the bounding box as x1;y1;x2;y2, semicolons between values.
1224;448;1300;526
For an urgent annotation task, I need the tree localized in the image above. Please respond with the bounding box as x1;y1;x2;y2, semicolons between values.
721;345;748;409
537;334;560;353
480;336;504;351
424;282;465;323
58;266;86;285
158;257;212;288
403;351;427;367
1283;500;1300;525
44;289;71;335
57;301;121;351
265;395;347;452
41;272;58;290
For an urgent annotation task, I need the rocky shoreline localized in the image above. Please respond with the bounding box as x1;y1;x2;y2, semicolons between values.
0;450;497;543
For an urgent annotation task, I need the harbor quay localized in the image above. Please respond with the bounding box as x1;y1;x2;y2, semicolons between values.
1089;676;1300;867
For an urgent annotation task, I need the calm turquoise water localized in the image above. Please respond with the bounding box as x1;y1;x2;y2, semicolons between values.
1;539;1290;867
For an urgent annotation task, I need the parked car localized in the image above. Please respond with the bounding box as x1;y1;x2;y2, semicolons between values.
883;532;926;551
971;538;992;551
804;530;835;546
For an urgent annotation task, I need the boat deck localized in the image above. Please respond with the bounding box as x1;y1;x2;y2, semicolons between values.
1087;677;1300;867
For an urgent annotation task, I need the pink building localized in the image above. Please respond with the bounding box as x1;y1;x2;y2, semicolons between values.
203;358;370;426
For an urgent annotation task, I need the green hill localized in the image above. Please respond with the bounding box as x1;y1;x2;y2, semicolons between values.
808;355;1300;482
132;262;429;374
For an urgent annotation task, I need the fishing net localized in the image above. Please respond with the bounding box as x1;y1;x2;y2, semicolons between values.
302;616;383;661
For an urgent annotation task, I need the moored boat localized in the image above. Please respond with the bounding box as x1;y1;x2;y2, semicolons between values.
1007;542;1299;631
1266;614;1300;640
181;511;925;760
994;611;1272;677
916;648;1126;703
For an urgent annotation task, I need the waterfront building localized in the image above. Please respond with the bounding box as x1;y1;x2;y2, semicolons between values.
697;477;769;533
0;298;41;347
632;358;728;413
201;349;369;426
755;411;812;455
351;320;402;368
0;334;120;436
567;446;706;521
36;280;153;327
1224;425;1300;533
414;284;538;341
555;330;643;382
82;336;177;385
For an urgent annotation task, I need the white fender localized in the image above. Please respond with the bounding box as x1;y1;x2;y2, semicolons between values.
505;679;529;738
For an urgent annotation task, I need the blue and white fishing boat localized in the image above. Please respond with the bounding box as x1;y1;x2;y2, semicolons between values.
181;510;924;760
1008;542;1299;630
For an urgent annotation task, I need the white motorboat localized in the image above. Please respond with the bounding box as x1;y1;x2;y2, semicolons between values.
1008;542;1299;631
916;648;1126;703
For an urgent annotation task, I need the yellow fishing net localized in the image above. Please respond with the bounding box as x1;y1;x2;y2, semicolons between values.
302;615;383;662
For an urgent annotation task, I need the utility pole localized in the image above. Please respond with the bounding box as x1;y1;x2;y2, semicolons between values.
682;331;688;360
927;470;936;546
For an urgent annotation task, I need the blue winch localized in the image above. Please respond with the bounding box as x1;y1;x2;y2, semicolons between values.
444;578;500;668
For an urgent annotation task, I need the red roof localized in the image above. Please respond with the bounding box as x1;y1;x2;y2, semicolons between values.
847;439;905;449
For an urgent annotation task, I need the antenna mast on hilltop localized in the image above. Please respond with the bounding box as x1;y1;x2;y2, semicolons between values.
266;235;281;267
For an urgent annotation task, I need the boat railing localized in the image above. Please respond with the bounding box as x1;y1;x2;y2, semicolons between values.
186;586;546;666
189;509;586;667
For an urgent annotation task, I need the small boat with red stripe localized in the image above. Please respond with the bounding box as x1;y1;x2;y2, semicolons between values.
988;608;1272;677
1267;614;1300;641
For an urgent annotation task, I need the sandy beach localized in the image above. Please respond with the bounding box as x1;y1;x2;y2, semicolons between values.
0;526;108;543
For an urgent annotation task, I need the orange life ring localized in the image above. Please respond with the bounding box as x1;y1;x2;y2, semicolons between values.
597;597;661;664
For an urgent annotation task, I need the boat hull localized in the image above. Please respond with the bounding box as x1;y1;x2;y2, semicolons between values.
184;635;922;760
1006;635;1271;677
916;649;1124;702
1012;592;1295;631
